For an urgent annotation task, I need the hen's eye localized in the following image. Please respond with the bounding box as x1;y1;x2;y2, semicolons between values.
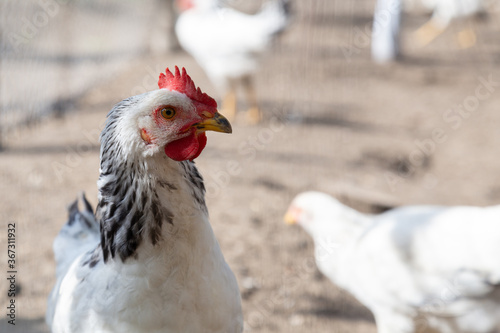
160;107;176;119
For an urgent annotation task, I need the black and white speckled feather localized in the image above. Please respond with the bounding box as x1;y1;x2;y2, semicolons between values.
93;97;207;263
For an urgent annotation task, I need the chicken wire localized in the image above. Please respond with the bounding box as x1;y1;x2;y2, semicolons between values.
0;0;176;149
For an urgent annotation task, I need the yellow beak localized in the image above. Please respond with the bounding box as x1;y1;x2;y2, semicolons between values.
283;211;297;225
194;112;232;134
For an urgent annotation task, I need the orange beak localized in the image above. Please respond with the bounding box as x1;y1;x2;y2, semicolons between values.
284;206;302;225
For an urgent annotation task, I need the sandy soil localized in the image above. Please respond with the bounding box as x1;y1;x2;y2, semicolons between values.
1;1;500;332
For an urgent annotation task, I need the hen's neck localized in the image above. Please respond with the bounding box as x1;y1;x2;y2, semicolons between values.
96;150;208;263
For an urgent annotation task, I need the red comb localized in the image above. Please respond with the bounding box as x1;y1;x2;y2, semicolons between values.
158;66;217;108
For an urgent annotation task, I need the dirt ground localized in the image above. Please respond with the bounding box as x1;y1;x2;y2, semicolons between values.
2;1;500;332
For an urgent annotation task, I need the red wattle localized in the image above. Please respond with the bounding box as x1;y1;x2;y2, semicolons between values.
164;131;207;161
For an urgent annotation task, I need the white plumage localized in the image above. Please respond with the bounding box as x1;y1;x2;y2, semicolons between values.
175;0;290;123
417;0;485;27
46;67;242;333
286;191;500;333
371;0;490;62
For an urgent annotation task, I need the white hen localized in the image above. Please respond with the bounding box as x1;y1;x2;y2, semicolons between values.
175;0;290;124
46;67;242;333
285;191;500;333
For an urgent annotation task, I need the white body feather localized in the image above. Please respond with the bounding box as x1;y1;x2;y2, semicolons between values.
175;0;289;89
290;192;500;333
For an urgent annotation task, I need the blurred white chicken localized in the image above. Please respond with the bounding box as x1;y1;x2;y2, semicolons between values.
285;191;500;333
175;0;291;124
412;0;487;47
371;0;491;63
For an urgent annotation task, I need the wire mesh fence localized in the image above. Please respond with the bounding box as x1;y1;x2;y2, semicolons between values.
0;0;178;149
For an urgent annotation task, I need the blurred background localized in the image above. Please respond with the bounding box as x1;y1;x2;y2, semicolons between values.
1;0;500;332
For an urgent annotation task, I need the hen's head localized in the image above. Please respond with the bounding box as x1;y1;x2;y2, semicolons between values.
284;192;346;236
176;0;214;11
108;66;231;162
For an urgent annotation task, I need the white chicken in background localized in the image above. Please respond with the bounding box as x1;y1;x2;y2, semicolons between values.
371;0;492;63
412;0;488;47
46;67;243;333
285;191;500;333
175;0;291;124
